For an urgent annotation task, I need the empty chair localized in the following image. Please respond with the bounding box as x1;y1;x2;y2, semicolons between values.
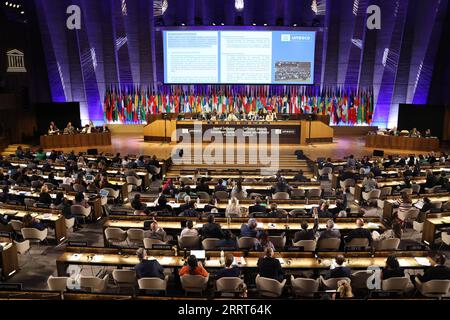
291;189;306;199
31;180;41;189
237;237;257;250
307;188;322;199
10;220;24;236
380;187;392;198
289;209;307;217
14;240;30;256
214;191;229;200
351;270;374;290
73;184;86;193
430;201;443;211
317;238;341;251
442;201;450;211
375;238;400;251
320;276;351;290
138;276;169;294
249;193;263;200
196;191;211;201
179;177;194;184
178;235;201;249
345;238;370;250
318;167;333;176
60;184;73;192
216;277;245;294
268;236;286;250
202;238;221;250
290;276;319;297
413;221;424;233
127;229;145;247
79;275;109;293
411;184;421;195
255;275;286;297
401;188;413;195
112;269;137;293
24;198;36;208
65;218;75;231
292;240;317;251
397;207;420;223
47;276;68;292
243;178;257;183
415;279;450;298
340;179;356;190
126;176;142;190
102;188;120;202
144;238;167;249
272;192;290;200
362;189;382;204
21;228;48;245
70;205;91;224
382;276;410;293
441;232;450;247
180;275;209;295
425;185;442;194
105;227;127;246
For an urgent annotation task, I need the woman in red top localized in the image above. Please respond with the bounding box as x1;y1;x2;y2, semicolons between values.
179;255;209;277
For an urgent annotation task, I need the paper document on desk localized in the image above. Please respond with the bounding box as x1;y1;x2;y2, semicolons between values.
277;258;285;265
92;255;104;263
205;260;221;268
31;213;39;218
414;257;431;266
69;254;82;261
268;223;277;229
233;257;247;266
398;258;412;267
257;222;264;229
159;257;174;265
367;222;379;229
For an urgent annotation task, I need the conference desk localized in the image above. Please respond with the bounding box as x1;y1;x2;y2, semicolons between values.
0;205;67;244
56;247;433;276
353;178;426;203
40;132;112;149
422;214;450;245
382;195;450;220
0;238;19;280
365;135;439;151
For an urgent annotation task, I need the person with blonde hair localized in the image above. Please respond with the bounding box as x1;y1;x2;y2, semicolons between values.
335;280;354;299
38;184;52;205
225;197;242;217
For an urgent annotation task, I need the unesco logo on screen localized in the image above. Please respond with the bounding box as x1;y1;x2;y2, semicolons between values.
281;34;311;42
281;34;291;42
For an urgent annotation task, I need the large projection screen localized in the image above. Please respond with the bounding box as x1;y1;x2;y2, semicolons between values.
163;29;316;85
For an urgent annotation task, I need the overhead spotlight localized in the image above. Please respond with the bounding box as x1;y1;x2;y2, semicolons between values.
220;22;224;26
263;23;268;26
181;23;185;26
9;2;13;6
212;22;216;26
292;23;297;27
20;11;24;14
252;22;256;26
5;2;9;6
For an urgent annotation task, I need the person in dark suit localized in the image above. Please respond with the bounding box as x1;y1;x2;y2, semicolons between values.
344;218;373;245
293;215;319;243
38;185;52;205
248;198;267;214
214;179;228;193
196;177;211;194
381;255;405;280
424;169;438;189
216;254;241;279
292;169;310;182
134;248;165;280
257;247;284;282
416;253;450;282
318;220;342;241
327;255;351;279
200;214;224;239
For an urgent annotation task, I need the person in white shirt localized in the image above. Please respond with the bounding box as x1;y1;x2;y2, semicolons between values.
226;112;239;122
265;110;277;121
180;220;199;238
225;197;242;217
62;173;73;185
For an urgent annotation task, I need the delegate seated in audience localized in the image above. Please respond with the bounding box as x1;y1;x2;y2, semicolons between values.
0;186;9;203
216;253;241;279
147;221;167;242
74;192;90;209
99;176;115;189
35;148;46;161
214;179;228;192
424;169;438;189
362;173;378;192
271;178;292;194
396;192;413;223
230;180;247;199
344;218;373;245
254;231;275;251
23;213;46;231
292;169;310;182
403;165;413;177
162;178;176;196
180;220;199;238
38;185;52;205
135;248;165;280
382;255;405;280
334;280;354;299
46;172;59;186
437;171;449;190
293;215;319;243
60;197;81;230
372;220;402;243
340;167;356;182
200;214;224;239
416;253;450;282
249;197;267;214
318;220;341;241
240;219;260;238
131;194;147;211
346;155;356;168
216;230;238;249
196;177;211;194
225;197;241;217
203;198;218;213
415;197;433;223
15;146;24;159
267;203;284;218
179;255;209;277
257;247;284;282
327;255;351;279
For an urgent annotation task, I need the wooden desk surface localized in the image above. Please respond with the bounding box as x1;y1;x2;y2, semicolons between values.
1;208;62;222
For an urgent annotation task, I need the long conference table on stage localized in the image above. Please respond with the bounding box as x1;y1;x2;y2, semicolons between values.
365;134;439;151
40;132;112;149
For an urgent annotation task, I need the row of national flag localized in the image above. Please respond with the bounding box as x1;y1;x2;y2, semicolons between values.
103;85;375;125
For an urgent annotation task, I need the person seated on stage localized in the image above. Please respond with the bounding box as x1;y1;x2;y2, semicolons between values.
247;110;256;121
344;218;373;246
214;179;228;193
254;231;275;251
195;177;211;195
416;253;450;283
200;214;225;239
180;220;199;238
238;110;247;121
225;197;242;217
100;124;109;132
216;253;241;279
209;110;218;121
230;180;247;199
256;109;265;121
23;213;46;231
63;122;76;135
81;124;90;134
249;197;267;215
135;248;165;280
389;127;399;136
423;128;432;138
48;122;59;135
226;111;239;122
409;128;421;138
293;215;319;243
146;221;168;242
257;247;284;282
265;110;275;121
318;219;341;242
179;255;209;278
326;255;351;279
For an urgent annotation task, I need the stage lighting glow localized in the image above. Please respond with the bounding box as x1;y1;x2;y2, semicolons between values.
181;23;185;26
220;22;224;26
252;23;256;26
212;22;216;26
5;2;8;6
263;23;268;26
293;23;297;27
311;0;318;14
154;0;168;17
20;11;24;14
235;0;244;12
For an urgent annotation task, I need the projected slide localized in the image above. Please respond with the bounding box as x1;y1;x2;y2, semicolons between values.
163;30;316;84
